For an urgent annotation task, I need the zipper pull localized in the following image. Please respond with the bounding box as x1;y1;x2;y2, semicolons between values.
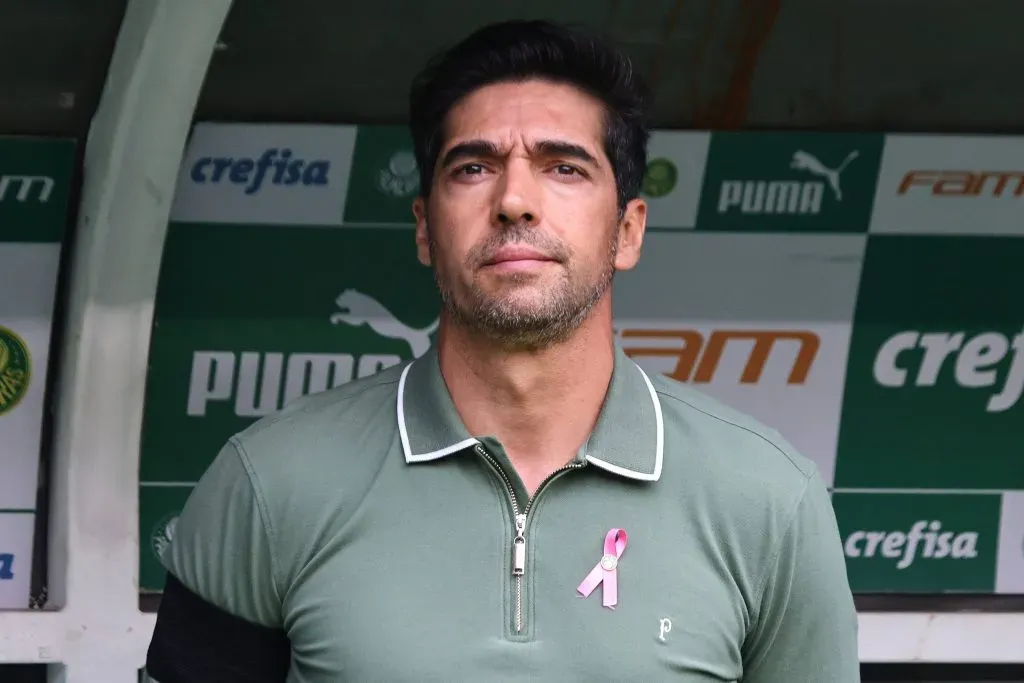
513;514;527;576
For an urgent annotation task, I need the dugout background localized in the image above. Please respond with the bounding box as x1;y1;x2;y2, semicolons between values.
0;1;1022;680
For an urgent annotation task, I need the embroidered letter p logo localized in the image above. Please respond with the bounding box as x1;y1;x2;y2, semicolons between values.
658;617;672;642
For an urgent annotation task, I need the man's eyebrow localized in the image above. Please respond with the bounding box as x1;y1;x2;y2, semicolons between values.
439;140;502;168
438;139;601;168
533;140;600;167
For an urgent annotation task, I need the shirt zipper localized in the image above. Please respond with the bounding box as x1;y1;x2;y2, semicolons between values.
474;443;585;634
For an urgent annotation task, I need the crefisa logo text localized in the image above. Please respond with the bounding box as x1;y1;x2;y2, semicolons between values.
189;147;330;195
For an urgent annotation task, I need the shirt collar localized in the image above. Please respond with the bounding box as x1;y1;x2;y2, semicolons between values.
396;345;664;482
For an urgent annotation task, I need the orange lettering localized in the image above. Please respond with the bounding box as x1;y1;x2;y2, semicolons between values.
933;171;975;196
898;170;939;195
695;330;820;383
977;171;1024;197
621;329;821;384
899;170;1024;197
621;329;704;381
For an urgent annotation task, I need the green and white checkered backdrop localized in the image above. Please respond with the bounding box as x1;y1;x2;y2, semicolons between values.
3;124;1023;606
137;123;1024;597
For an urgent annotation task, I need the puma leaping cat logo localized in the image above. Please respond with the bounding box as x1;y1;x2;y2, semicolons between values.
790;150;859;201
329;289;439;357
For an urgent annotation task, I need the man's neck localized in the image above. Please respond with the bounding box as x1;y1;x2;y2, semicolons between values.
437;307;615;490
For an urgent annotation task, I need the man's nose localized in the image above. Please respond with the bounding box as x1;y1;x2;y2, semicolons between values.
494;160;541;228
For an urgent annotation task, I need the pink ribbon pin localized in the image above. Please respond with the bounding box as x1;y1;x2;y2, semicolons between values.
577;528;628;609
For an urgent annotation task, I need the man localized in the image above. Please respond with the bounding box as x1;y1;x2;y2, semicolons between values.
146;19;860;683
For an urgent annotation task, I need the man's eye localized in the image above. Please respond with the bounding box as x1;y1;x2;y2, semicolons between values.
554;165;580;176
456;163;485;175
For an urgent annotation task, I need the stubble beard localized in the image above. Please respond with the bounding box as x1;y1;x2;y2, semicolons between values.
429;225;619;352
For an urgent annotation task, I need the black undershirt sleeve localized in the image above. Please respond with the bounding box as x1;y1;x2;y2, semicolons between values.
145;572;291;683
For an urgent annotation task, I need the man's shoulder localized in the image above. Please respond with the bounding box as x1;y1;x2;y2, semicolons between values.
648;370;818;496
231;362;405;469
647;370;834;594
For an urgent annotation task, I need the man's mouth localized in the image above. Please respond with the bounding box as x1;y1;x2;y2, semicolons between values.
482;245;556;267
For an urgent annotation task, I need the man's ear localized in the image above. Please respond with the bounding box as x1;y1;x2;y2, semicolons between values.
413;196;431;267
613;197;647;272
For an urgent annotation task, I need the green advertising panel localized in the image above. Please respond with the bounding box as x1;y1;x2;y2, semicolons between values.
833;492;1003;592
835;235;1024;490
695;132;883;233
0;137;75;243
140;223;439;485
342;125;420;224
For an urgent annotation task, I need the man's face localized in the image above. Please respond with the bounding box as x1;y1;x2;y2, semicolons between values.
413;79;646;350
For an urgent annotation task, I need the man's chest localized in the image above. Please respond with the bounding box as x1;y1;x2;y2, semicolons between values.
279;471;750;682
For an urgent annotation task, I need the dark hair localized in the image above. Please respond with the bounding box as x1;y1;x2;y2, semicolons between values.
408;20;652;212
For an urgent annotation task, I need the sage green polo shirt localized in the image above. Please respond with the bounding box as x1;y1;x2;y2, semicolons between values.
161;345;859;682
